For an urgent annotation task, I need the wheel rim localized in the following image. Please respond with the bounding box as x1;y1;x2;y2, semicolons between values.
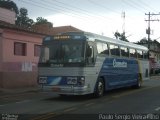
138;80;142;87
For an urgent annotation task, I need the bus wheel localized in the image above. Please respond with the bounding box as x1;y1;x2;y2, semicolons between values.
94;78;104;98
137;74;142;88
134;74;142;88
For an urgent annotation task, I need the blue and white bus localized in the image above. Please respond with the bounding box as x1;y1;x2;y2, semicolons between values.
38;32;149;97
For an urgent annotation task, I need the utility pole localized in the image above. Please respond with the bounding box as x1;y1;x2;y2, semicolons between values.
145;12;160;58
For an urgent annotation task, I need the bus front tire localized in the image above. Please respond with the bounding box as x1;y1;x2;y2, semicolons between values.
94;78;104;98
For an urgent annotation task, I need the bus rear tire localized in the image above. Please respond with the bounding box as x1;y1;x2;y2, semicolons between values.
133;74;142;88
94;78;104;98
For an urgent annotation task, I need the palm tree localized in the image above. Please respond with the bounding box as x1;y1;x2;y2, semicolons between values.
114;31;129;42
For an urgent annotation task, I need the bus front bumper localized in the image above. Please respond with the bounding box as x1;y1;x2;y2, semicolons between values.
42;85;92;95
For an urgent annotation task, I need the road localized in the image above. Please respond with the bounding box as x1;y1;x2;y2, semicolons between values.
0;77;160;120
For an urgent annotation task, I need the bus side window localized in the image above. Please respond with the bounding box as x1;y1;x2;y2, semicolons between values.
97;42;109;55
143;51;148;59
121;46;129;57
130;48;137;58
110;44;120;56
137;50;143;59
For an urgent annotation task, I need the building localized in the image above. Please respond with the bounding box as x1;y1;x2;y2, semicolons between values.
0;7;83;88
0;21;45;88
0;23;82;88
0;7;16;24
137;40;160;74
32;24;83;35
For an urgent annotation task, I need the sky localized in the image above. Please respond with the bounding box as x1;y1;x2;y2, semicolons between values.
13;0;160;43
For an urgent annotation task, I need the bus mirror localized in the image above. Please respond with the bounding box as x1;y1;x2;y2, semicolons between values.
87;46;92;57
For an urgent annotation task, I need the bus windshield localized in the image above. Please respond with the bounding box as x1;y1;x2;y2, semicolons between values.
39;41;85;65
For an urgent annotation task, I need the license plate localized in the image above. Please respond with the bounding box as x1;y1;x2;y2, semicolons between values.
52;87;61;91
39;77;47;84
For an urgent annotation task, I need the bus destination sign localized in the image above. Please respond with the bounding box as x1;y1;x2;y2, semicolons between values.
54;36;70;40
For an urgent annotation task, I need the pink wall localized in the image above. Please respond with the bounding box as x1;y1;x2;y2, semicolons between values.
0;31;2;72
2;29;43;63
0;28;44;88
0;7;16;24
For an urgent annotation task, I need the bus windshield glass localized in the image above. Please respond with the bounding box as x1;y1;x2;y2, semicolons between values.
39;40;85;65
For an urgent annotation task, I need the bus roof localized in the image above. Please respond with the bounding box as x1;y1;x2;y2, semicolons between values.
61;32;148;51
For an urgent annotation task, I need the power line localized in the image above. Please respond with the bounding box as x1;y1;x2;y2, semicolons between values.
19;0;116;24
129;0;152;12
52;0;111;20
18;0;96;23
42;0;96;19
17;0;121;35
122;0;146;13
48;0;115;22
87;0;121;15
139;0;159;13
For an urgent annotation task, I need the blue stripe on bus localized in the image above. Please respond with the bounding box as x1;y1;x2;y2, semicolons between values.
46;76;67;85
98;58;139;90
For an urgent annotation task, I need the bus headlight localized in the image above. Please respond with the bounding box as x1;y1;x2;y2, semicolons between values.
78;77;85;86
67;77;77;85
66;77;85;86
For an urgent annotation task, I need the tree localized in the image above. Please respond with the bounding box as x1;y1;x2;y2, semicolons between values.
15;7;34;28
114;31;129;42
137;38;148;44
35;17;53;27
0;0;19;15
114;31;120;39
36;17;48;24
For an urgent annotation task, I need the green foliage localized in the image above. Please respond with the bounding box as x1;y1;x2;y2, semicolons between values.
15;8;34;28
36;17;48;23
137;38;148;44
0;0;19;15
137;38;160;47
35;17;53;27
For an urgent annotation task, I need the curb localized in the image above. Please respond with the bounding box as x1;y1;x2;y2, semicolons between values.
150;74;160;80
0;86;42;95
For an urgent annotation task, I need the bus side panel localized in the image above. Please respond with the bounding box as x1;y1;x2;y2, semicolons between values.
98;57;139;90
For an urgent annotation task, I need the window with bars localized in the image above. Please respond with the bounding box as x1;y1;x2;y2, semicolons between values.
14;42;26;56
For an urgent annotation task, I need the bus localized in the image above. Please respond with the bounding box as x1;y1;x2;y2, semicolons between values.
38;32;149;97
